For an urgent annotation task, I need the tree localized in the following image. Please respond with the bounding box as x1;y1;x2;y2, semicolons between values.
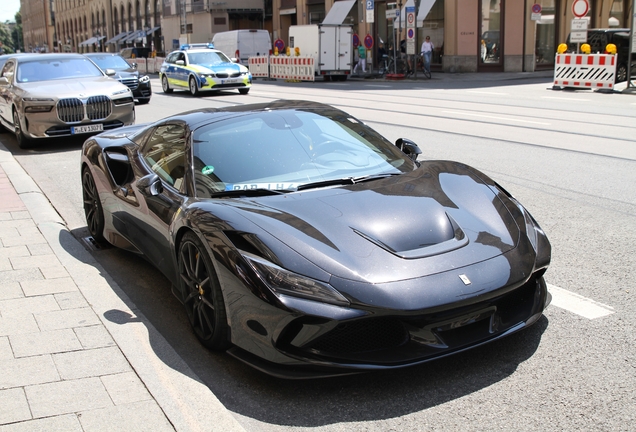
12;11;22;52
0;22;14;54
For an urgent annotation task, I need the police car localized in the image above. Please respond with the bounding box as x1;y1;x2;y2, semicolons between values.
159;44;252;96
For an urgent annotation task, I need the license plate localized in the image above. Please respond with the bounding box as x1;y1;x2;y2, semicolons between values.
72;124;103;134
221;78;240;84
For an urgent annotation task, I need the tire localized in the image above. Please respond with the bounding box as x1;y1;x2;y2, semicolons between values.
178;232;230;350
616;63;627;83
161;75;173;93
137;97;151;105
81;167;106;243
238;88;250;95
13;110;32;149
189;76;199;96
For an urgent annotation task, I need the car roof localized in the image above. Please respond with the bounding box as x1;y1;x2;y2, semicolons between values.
11;53;91;63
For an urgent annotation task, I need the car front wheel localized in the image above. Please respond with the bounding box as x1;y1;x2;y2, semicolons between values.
178;232;230;350
81;167;105;242
616;63;627;83
13;110;32;149
189;77;200;96
239;88;250;95
161;75;173;93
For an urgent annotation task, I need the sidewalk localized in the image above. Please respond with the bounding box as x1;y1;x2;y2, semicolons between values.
0;145;245;431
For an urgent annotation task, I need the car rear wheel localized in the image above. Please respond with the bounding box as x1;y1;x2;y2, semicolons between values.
13;110;32;149
161;75;173;93
189;77;199;96
239;88;250;95
178;232;230;350
616;63;627;83
81;167;106;242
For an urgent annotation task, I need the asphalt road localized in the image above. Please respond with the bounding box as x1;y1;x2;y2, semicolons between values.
2;75;635;431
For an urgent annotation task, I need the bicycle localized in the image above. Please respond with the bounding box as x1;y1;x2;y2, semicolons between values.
383;56;410;77
414;54;432;79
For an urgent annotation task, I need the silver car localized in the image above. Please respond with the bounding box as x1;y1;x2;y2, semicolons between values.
0;53;135;148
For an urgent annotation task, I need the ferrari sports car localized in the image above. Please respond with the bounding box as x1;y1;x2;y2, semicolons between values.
81;100;551;378
159;44;252;96
0;53;135;149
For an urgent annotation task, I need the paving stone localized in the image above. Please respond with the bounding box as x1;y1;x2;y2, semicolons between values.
0;258;10;272
77;400;174;432
21;277;77;297
0;315;39;337
53;346;131;380
10;329;82;358
0;233;46;247
34;307;100;331
54;291;88;310
0;295;59;318
0;388;31;425
0;219;35;229
25;243;53;256
0;414;82;432
0;355;59;389
10;254;60;270
0;227;19;238
100;372;153;405
73;325;115;349
40;265;70;279
16;226;41;237
0;282;23;301
9;212;30;221
24;378;113;419
0;268;42;285
0;245;29;259
0;337;12;360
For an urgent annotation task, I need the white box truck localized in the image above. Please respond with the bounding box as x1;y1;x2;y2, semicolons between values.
212;29;272;64
288;24;353;81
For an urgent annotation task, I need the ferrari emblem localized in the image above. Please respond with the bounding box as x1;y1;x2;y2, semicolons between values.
198;285;205;296
459;274;471;285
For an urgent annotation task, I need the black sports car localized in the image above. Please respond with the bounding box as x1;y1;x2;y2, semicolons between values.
84;53;152;104
81;101;551;378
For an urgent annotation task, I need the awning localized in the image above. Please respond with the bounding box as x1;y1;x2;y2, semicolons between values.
145;26;161;36
322;0;355;25
122;30;146;43
105;31;131;45
79;37;97;47
398;0;436;27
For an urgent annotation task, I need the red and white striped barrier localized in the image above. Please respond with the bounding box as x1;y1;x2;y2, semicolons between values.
553;54;616;91
248;56;270;78
269;56;315;81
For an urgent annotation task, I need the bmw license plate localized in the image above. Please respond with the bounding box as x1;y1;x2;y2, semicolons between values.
222;78;240;84
72;124;103;134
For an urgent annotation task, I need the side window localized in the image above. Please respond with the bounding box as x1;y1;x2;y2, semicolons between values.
141;124;187;191
167;52;178;64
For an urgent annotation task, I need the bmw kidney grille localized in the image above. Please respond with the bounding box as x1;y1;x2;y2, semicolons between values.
57;96;112;122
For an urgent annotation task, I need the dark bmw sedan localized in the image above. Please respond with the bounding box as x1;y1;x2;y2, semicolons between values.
85;53;152;104
81;100;551;378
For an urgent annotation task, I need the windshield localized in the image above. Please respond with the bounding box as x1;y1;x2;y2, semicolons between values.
192;108;415;197
16;58;103;83
88;55;131;70
188;51;232;66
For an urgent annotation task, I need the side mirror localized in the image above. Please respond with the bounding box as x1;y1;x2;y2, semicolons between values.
395;138;422;161
137;173;163;196
230;58;239;63
0;77;9;86
132;62;138;69
176;60;185;65
104;68;116;76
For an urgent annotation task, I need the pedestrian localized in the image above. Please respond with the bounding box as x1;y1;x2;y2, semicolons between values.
353;44;367;74
420;35;434;74
377;42;388;73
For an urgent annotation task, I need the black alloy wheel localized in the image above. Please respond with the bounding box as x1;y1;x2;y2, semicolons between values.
178;232;229;350
81;167;105;242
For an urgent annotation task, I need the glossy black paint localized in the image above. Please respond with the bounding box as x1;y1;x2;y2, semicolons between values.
81;101;551;378
84;53;152;104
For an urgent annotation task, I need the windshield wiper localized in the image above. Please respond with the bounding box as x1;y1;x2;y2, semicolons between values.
296;173;401;192
210;188;291;198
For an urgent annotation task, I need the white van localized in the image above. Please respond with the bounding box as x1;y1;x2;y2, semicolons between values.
212;30;272;63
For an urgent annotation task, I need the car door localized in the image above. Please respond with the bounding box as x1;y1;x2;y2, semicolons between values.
0;59;16;126
122;122;189;282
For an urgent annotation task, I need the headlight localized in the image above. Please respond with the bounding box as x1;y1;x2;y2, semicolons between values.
23;97;55;102
241;251;350;306
112;88;131;96
139;75;150;83
25;105;53;113
198;73;215;78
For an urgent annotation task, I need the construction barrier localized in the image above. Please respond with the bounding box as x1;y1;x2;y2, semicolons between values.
269;56;315;81
553;53;616;91
125;57;164;74
248;56;270;78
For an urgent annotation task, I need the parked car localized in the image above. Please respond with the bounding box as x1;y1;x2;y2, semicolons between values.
0;53;135;148
80;100;551;378
85;53;152;104
159;44;252;96
567;28;636;82
120;47;152;59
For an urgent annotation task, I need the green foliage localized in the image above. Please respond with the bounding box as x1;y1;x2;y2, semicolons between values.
0;21;14;53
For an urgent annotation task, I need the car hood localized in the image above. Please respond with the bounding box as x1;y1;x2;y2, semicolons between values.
18;76;130;98
190;62;247;74
222;162;521;284
112;68;139;79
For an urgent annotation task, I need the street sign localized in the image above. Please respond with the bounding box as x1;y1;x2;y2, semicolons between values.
570;18;588;43
572;0;589;18
532;3;542;13
571;19;588;30
366;0;374;24
386;9;399;20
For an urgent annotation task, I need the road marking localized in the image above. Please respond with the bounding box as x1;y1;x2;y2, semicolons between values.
442;110;551;125
547;284;614;319
541;96;590;101
467;90;509;95
366;84;392;88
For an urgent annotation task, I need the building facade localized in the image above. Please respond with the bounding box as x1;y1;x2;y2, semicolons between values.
18;0;633;72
